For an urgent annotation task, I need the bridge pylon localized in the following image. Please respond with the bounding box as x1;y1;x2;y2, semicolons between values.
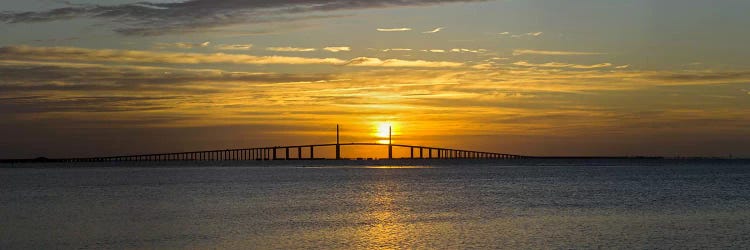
336;124;341;160
388;126;393;159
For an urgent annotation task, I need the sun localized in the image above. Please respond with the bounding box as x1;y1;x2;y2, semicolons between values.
373;121;399;144
375;122;392;139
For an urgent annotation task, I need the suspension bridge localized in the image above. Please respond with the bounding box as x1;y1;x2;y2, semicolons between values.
2;125;528;163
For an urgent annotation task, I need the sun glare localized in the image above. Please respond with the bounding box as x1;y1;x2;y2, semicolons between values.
375;122;392;138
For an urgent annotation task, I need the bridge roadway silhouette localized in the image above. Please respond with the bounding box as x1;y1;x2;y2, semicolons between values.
55;142;527;163
10;125;527;163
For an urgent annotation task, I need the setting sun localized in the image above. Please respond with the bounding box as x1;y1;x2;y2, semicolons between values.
375;122;392;139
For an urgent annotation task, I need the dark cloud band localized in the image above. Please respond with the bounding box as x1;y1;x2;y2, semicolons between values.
0;0;486;36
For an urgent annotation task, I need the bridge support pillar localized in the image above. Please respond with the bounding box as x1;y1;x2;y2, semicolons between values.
410;147;414;159
285;147;290;160
310;146;314;159
273;147;277;160
336;124;341;160
298;147;302;160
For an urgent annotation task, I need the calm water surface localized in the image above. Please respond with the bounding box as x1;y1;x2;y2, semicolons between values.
2;160;749;249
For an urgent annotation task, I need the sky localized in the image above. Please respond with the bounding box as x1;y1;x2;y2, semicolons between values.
1;0;749;158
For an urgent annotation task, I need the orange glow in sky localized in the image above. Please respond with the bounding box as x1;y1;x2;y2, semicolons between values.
1;0;750;158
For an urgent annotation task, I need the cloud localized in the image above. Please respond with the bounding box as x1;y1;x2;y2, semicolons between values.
0;0;486;36
377;28;412;32
154;41;211;49
0;60;331;93
513;61;613;69
382;48;413;52
215;44;253;50
498;32;510;35
0;45;462;68
423;49;446;53
345;57;463;67
422;27;444;33
323;46;351;52
0;45;342;65
450;48;486;53
649;71;750;83
510;32;543;38
615;65;630;69
471;63;494;70
513;49;604;56
4;54;750;159
267;47;317;52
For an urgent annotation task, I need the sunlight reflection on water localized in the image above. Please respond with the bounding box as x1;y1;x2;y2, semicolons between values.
298;165;433;169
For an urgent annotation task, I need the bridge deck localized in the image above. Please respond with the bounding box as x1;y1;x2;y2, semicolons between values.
8;142;527;163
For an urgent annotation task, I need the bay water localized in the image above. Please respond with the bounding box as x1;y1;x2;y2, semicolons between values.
2;159;749;249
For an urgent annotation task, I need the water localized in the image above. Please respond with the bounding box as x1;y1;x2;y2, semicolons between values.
2;160;749;249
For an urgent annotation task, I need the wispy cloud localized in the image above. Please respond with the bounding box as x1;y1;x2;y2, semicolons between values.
0;45;341;65
512;32;543;38
345;57;462;67
422;27;444;33
324;47;351;52
513;61;613;69
266;47;317;52
215;44;253;50
0;45;462;68
377;27;412;32
498;32;543;38
0;60;329;93
382;48;413;52
471;63;494;70
417;48;486;53
0;0;486;36
513;49;604;56
154;41;210;49
450;48;486;53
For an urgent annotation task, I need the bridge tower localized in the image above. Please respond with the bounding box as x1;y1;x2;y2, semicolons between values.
336;124;341;159
388;126;392;159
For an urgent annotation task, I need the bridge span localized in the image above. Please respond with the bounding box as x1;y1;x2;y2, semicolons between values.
54;142;526;163
5;125;528;163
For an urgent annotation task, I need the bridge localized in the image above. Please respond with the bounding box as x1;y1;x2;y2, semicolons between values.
4;125;528;163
